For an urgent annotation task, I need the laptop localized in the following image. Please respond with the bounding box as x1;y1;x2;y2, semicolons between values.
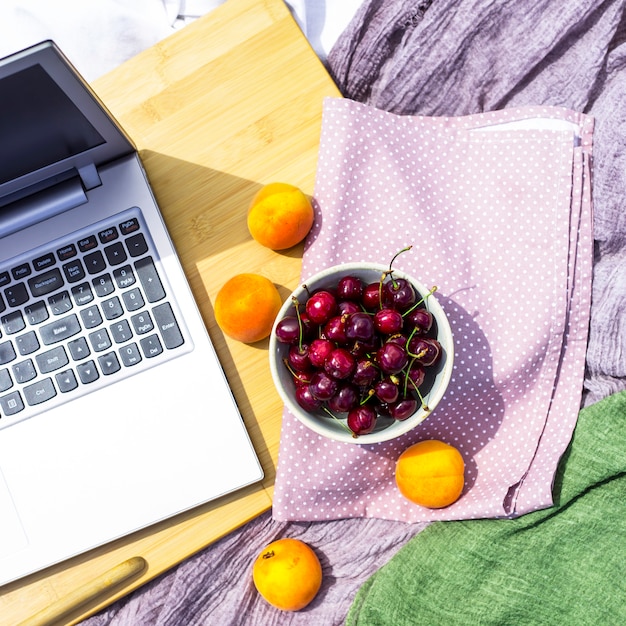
0;40;263;586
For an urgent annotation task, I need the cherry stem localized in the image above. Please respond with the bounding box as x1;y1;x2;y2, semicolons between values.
403;357;430;411
282;358;309;384
387;245;413;290
402;285;438;318
322;406;356;436
404;359;430;412
378;273;386;311
291;296;304;351
360;388;376;405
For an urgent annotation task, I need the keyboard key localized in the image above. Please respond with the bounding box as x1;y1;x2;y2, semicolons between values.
0;341;16;365
104;242;127;266
153;302;184;349
68;337;90;361
71;282;94;306
55;368;78;393
12;359;36;383
2;311;25;334
119;342;142;367
131;311;154;335
134;256;165;302
98;226;118;244
122;288;144;312
77;360;99;384
92;273;114;297
126;233;148;257
0;391;24;415
78;235;98;252
24;300;49;325
15;331;39;356
0;272;10;288
57;243;77;261
23;377;56;406
36;346;69;374
63;259;86;283
80;305;103;329
0;293;5;314
102;296;123;320
33;252;56;272
89;328;112;352
4;282;29;307
119;217;140;235
48;291;73;315
140;334;163;358
98;352;121;376
84;250;106;275
40;313;81;345
11;263;31;280
113;265;136;289
0;369;12;392
110;319;133;343
28;268;64;297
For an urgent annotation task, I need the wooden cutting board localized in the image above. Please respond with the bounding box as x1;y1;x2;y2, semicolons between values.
0;0;340;623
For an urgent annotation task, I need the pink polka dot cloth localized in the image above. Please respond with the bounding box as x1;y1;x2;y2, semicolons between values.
273;98;594;522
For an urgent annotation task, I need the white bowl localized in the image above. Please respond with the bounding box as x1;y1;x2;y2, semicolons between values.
269;262;454;444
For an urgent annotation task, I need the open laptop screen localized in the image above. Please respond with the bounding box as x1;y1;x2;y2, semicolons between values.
0;64;105;185
0;41;135;204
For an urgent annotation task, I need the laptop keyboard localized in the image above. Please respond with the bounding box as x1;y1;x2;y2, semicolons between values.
0;207;190;428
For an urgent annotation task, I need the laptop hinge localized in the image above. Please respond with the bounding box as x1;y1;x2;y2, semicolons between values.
0;174;88;239
78;162;101;191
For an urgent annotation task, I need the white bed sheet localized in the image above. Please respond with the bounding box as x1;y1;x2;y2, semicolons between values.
0;0;362;82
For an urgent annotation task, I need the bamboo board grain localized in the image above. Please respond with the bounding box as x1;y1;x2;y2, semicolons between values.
0;0;340;623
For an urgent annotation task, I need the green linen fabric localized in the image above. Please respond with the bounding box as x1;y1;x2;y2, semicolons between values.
347;390;626;625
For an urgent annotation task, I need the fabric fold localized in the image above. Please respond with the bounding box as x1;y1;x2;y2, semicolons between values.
273;98;594;523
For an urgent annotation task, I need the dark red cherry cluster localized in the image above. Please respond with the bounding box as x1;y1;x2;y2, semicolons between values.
275;260;442;438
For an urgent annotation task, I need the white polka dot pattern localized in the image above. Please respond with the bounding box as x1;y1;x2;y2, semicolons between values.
273;99;594;522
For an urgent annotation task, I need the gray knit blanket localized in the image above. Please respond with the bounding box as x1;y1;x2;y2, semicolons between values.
83;1;626;623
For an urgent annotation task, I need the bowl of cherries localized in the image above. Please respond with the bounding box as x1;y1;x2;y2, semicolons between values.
269;255;454;444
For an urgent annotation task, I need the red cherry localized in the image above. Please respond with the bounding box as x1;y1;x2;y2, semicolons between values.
295;385;322;411
376;342;409;374
324;315;348;344
362;282;385;310
408;337;442;366
345;312;376;343
374;308;403;335
347;405;377;435
384;278;416;312
308;338;334;369
324;348;356;380
389;396;418;421
288;344;311;372
305;290;337;325
327;384;359;413
309;370;339;401
275;316;300;344
404;308;433;334
336;275;363;301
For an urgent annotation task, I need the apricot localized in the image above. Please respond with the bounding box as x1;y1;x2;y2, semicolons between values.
214;273;282;343
247;182;314;250
395;439;465;508
252;538;322;611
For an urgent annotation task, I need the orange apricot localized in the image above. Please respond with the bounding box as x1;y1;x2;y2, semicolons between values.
247;182;314;250
214;273;282;343
395;439;465;508
252;538;322;611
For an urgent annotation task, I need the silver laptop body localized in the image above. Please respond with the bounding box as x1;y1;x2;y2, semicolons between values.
0;41;263;586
